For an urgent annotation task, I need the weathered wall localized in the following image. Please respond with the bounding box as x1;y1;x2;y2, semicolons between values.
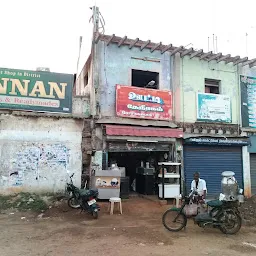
0;115;83;194
240;66;256;77
76;56;92;96
72;96;91;117
176;55;239;124
96;41;172;118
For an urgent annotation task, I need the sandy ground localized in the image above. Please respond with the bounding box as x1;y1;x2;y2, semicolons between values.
0;197;256;256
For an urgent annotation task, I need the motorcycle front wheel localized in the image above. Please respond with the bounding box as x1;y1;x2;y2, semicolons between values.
219;210;242;235
68;196;81;209
162;209;187;232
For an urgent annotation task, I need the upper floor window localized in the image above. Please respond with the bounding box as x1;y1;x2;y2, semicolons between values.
132;69;159;89
205;78;220;94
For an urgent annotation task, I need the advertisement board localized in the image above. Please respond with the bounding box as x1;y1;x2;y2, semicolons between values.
0;67;73;113
116;85;172;120
240;75;256;128
197;93;231;123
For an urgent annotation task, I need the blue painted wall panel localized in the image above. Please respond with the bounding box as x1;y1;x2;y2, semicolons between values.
96;41;172;117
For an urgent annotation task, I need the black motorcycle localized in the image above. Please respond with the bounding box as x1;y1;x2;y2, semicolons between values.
162;190;242;234
66;173;100;219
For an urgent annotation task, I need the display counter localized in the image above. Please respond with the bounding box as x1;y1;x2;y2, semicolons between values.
91;169;121;199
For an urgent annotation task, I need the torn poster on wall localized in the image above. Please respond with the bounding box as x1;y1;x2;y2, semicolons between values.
11;146;40;186
7;144;70;186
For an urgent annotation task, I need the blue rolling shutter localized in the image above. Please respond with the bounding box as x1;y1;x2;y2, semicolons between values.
184;145;243;198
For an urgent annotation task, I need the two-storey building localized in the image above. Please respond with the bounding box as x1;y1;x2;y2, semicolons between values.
77;6;256;198
173;51;251;197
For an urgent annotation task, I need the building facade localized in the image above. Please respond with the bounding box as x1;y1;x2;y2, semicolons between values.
77;6;256;198
76;8;185;197
173;54;251;197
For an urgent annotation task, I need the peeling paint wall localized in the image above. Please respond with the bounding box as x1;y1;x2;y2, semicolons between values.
177;56;239;124
240;66;256;77
0;115;83;194
72;97;91;117
96;41;173;118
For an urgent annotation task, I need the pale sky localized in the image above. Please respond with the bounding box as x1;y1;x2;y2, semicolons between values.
1;0;256;74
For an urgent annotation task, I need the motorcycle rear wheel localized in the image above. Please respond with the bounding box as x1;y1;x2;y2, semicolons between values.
219;211;242;235
162;209;187;232
92;210;98;219
68;196;81;209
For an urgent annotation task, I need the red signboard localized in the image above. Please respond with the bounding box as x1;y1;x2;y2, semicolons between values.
116;85;172;120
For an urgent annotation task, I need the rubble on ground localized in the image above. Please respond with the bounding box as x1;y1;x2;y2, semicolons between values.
239;195;256;226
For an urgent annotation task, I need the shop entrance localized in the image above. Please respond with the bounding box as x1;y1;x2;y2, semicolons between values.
108;151;169;194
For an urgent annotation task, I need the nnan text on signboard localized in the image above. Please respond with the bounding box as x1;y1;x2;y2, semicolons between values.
0;68;73;113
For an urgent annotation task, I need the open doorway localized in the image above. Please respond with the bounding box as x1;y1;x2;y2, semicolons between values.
108;151;169;195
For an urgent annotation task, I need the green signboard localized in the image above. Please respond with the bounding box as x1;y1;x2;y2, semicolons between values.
0;68;73;113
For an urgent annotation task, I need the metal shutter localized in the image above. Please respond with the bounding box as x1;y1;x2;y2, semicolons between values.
184;145;243;197
250;153;256;195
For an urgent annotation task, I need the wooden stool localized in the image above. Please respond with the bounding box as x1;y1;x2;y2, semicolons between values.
109;197;122;215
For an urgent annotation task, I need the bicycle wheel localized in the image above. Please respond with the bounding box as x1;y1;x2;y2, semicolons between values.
162;209;187;232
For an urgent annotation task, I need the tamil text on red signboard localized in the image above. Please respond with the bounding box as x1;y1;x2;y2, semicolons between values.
116;85;172;120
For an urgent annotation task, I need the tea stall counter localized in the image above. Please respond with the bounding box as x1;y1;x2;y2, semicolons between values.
91;169;121;200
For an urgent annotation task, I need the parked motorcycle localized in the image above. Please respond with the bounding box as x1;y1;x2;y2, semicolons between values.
66;173;100;219
162;190;242;234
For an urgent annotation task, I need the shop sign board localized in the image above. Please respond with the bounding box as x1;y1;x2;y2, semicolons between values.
0;67;73;113
185;137;250;146
240;75;256;128
197;93;231;123
116;85;172;120
108;142;171;152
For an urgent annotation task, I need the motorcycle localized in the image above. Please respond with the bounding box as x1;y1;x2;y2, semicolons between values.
162;190;242;235
66;173;100;219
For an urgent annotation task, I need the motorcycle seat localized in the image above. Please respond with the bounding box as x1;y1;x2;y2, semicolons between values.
79;189;90;196
207;200;223;208
89;189;98;194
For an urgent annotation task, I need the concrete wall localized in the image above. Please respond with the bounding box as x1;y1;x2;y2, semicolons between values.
72;96;90;117
176;55;239;124
96;41;172;118
240;66;256;77
76;57;92;96
0;115;83;194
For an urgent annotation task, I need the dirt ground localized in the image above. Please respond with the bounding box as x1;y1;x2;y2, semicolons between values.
0;197;256;256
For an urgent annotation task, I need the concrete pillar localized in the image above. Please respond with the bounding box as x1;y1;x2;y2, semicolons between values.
242;146;252;198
